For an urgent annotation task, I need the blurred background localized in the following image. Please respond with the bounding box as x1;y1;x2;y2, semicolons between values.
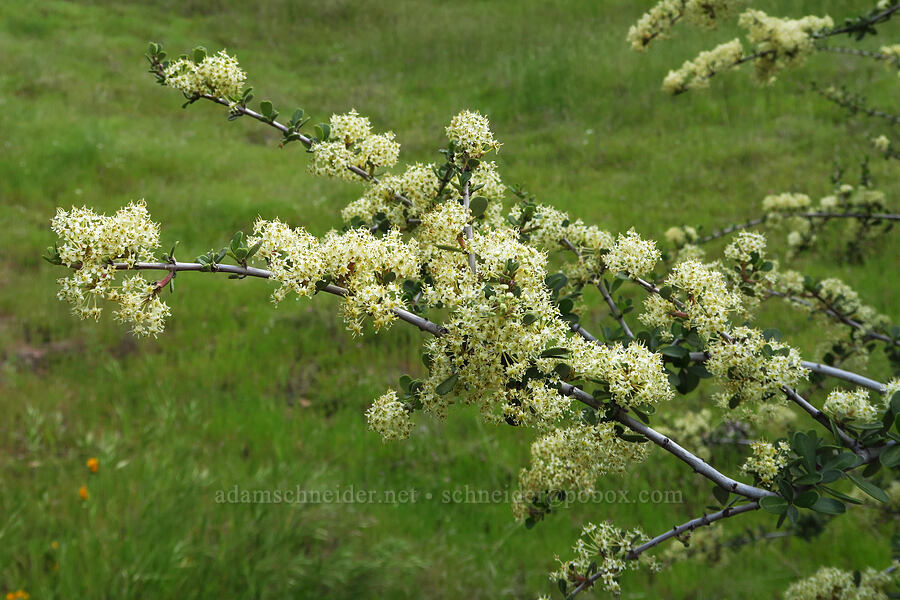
1;0;897;597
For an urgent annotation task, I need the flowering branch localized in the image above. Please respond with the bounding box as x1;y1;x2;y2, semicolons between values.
94;257;774;502
569;502;761;597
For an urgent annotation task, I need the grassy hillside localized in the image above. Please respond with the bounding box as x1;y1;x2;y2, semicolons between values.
1;0;897;597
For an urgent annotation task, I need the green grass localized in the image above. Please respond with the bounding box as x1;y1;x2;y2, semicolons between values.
1;0;898;597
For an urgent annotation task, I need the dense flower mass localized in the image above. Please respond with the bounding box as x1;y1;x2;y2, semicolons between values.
663;39;744;94
783;565;897;600
602;229;660;277
248;221;419;333
741;440;789;487
640;259;743;339
51;201;170;336
627;0;742;51
823;388;879;424
706;327;805;414
308;109;400;179
552;521;659;594
444;110;501;158
738;10;833;83
366;390;413;440
163;50;246;98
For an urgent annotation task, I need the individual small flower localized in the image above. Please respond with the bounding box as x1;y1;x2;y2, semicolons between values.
87;457;99;473
445;110;501;158
602;229;660;277
823;388;879;424
79;485;89;501
365;390;412;441
5;591;29;600
741;440;789;487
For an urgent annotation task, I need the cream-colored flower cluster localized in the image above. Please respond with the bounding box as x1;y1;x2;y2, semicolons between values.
724;231;767;263
163;50;246;99
706;327;806;413
551;521;659;595
627;0;741;51
602;229;660;277
722;231;778;312
738;10;833;83
762;192;811;216
569;335;674;408
308;110;400;179
783;564;896;600
445;110;501;159
872;134;892;154
640;259;743;339
247;220;419;333
628;0;685;51
365;390;413;441
741;439;789;487
113;275;171;337
663;39;744;94
664;225;698;248
341;162;442;226
515;423;651;521
52;201;169;336
507;202;616;283
823;388;880;424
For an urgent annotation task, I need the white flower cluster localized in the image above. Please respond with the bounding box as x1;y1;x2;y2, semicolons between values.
508;202;616;283
551;521;659;595
783;565;896;600
247;220;419;333
706;327;806;413
341;162;441;226
823;388;880;424
308;110;400;180
762;192;811;216
722;231;778;312
52;201;170;336
738;10;834;83
365;390;413;441
872;134;892;154
664;225;698;247
663;39;744;94
163;50;246;99
640;259;743;339
627;0;742;51
602;229;660;277
724;231;767;263
569;335;674;408
627;0;685;51
741;440;789;487
445;110;501;159
515;423;651;521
